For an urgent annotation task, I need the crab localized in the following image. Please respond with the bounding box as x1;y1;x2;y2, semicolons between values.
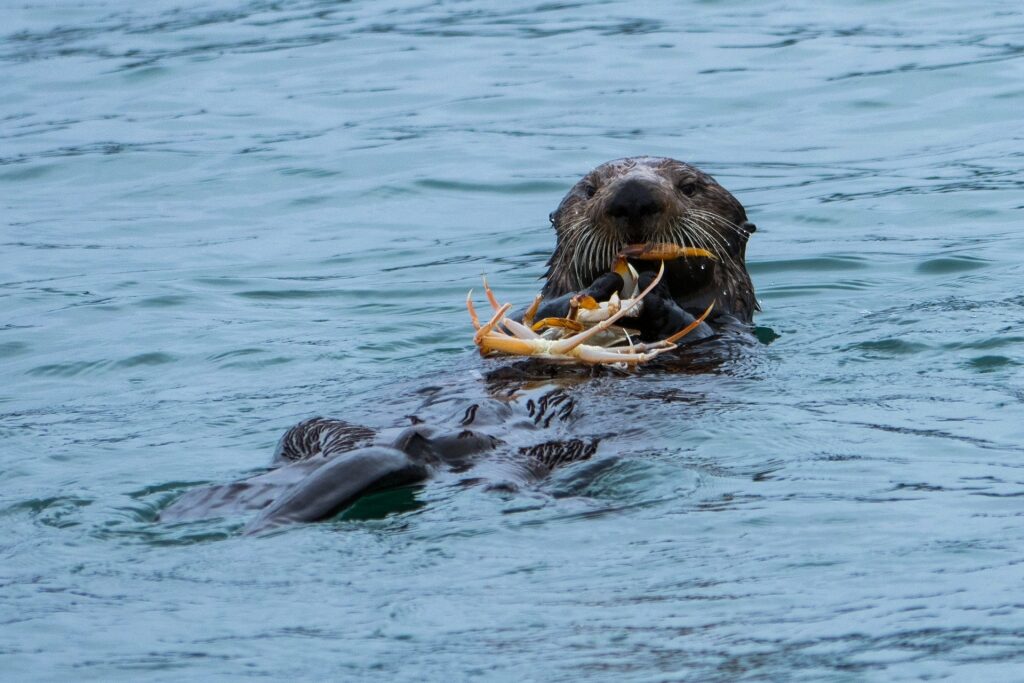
466;243;716;367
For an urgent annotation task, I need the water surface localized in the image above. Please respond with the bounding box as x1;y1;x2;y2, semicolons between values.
2;0;1023;680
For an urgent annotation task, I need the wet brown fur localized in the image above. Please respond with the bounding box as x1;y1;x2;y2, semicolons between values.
543;156;758;323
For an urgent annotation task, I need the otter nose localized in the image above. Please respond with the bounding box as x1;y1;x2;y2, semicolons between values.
606;180;661;221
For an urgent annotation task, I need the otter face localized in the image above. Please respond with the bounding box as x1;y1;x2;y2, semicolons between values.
543;156;758;323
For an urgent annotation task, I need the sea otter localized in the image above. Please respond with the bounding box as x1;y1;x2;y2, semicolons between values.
530;156;757;343
158;157;759;533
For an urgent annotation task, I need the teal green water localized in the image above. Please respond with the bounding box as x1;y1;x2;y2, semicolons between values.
3;1;1024;679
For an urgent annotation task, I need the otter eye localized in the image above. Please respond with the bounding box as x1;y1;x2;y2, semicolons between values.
582;182;597;198
677;181;697;197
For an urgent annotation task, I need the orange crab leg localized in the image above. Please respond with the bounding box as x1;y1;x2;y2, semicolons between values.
567;293;601;324
663;300;715;344
530;317;585;333
611;255;640;297
572;295;600;311
481;276;502;312
620;243;716;261
476;333;550;357
522;293;543;328
612;254;631;276
471;300;512;345
466;290;481;330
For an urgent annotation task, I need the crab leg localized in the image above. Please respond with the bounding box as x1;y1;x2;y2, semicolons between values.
620;243;716;261
522;293;543;328
501;316;543;340
597;341;673;354
476;333;554;357
566;295;580;323
572;295;599;311
572;342;678;365
586;299;714;353
612;255;640;298
466;290;482;331
530;317;584;333
663;299;715;344
471;301;512;345
481;276;502;312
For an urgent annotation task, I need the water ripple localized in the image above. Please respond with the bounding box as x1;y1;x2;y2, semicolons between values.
2;0;1024;679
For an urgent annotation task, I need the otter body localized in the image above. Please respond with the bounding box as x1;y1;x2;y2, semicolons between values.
160;157;759;532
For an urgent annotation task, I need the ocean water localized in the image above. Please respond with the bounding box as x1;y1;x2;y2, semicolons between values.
2;0;1023;680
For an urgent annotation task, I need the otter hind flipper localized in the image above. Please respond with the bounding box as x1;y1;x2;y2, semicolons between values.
244;447;430;535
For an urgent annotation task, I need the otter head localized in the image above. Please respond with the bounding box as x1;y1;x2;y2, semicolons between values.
542;156;758;323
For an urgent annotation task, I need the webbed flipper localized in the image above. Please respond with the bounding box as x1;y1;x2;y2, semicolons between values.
245;447;430;534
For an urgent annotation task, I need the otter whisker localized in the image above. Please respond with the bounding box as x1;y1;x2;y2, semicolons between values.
689;208;750;237
680;216;729;257
580;233;597;289
691;223;727;259
561;215;597;290
676;218;721;260
598;239;614;274
690;207;747;231
688;211;748;266
683;214;729;248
